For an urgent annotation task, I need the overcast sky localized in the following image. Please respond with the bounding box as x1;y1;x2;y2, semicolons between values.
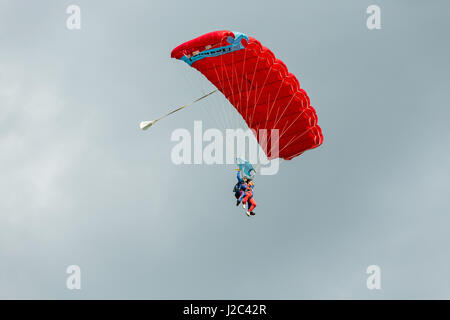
1;0;450;299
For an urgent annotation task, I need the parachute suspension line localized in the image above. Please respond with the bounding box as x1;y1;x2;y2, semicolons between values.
245;63;272;132
233;50;249;131
269;110;308;156
193;56;223;130
246;57;313;158
242;54;258;126
181;53;241;136
215;51;237;130
190;70;223;129
228;46;260;164
243;58;281;166
276;118;316;157
274;95;311;145
216;46;273;168
234;52;259;166
213;54;235;131
227;49;242;131
139;90;217;130
177;64;222;131
219;50;238;131
209;49;240;132
196;59;239;135
257;68;283;128
271;93;296;129
215;44;300;163
203;44;256;168
263;86;301;155
252;64;274;117
206;68;232;131
238;45;248;110
277;127;314;156
261;78;286;128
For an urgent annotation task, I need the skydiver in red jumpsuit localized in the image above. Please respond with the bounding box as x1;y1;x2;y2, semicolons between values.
242;180;256;216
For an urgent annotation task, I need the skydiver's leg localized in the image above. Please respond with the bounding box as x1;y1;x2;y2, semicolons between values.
242;191;252;205
242;192;256;216
242;193;248;204
248;197;256;213
236;191;245;206
241;192;251;209
235;191;242;205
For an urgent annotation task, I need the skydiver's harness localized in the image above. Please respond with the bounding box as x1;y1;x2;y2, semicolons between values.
233;182;247;193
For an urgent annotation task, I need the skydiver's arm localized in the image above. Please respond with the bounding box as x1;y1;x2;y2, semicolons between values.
237;170;242;183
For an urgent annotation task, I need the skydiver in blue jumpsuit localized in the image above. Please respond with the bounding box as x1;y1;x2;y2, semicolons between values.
234;169;248;206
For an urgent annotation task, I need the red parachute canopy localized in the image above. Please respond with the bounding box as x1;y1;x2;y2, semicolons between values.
171;30;323;160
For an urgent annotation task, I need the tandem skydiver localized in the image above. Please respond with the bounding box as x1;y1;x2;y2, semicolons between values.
234;169;256;216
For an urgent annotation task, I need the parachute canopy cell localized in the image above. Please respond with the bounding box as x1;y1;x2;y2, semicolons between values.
171;30;323;160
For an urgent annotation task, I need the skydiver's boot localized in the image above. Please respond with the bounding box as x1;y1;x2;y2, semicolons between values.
246;211;251;217
242;203;246;209
250;212;255;216
236;200;241;206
